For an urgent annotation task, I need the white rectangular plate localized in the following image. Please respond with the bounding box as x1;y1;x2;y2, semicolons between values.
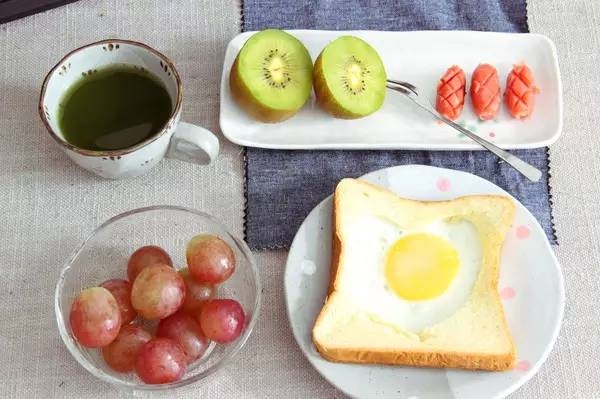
219;30;562;150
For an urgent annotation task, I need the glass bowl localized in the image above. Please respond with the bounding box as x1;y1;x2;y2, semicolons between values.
54;205;260;391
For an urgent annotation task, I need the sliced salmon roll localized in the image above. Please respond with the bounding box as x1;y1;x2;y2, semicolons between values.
435;65;466;120
505;64;539;119
470;64;501;120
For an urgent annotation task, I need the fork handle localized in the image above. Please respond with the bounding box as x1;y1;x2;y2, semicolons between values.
440;117;542;182
401;93;543;182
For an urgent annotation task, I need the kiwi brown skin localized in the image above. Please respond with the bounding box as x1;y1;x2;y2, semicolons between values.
312;53;364;119
229;57;300;123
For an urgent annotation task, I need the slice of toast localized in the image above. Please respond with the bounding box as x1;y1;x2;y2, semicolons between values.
312;178;516;371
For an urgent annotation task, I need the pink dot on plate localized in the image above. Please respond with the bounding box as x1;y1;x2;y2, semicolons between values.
436;178;451;192
489;131;496;138
515;360;531;371
516;225;530;239
500;287;516;300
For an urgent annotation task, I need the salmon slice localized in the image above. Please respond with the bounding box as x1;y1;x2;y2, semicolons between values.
435;65;466;120
470;64;501;120
505;64;539;119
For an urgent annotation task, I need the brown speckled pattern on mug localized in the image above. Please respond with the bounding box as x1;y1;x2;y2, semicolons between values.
159;60;172;77
57;62;72;76
102;43;121;51
81;69;98;77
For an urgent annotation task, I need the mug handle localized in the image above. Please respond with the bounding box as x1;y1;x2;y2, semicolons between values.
166;121;220;165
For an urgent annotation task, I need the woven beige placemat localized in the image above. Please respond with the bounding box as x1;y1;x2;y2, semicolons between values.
515;0;600;398
0;0;598;397
0;0;246;397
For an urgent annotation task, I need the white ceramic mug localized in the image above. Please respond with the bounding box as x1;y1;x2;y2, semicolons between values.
39;39;219;179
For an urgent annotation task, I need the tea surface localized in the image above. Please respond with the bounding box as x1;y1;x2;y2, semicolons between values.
59;65;172;151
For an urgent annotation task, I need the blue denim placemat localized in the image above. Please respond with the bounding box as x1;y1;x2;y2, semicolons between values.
242;0;556;250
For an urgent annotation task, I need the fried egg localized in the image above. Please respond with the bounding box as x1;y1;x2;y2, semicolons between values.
341;216;482;334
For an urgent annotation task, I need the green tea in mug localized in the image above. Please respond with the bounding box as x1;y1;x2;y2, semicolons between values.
58;64;172;151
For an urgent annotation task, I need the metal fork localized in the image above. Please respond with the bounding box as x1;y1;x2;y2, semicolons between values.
386;79;542;182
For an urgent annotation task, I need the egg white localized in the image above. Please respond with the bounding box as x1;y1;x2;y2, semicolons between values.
340;216;482;333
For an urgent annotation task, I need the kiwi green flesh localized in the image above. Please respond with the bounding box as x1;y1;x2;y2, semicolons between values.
230;58;297;122
317;36;386;117
236;29;313;112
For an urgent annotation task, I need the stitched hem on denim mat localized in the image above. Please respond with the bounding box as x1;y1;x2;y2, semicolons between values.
243;146;288;250
240;0;250;246
526;0;558;245
546;146;558;244
525;0;557;245
239;0;287;250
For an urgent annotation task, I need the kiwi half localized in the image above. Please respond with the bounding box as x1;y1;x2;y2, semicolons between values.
229;29;313;123
313;36;387;119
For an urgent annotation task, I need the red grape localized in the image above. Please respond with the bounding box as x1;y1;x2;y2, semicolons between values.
127;245;173;282
102;324;152;372
179;268;216;313
157;312;209;363
135;338;187;384
69;287;121;348
198;299;245;344
100;279;136;324
131;264;186;320
186;235;235;284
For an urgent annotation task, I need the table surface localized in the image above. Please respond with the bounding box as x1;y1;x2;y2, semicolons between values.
0;0;597;398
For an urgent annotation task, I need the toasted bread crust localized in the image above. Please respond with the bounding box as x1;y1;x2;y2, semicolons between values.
315;343;515;371
328;190;342;296
313;178;516;371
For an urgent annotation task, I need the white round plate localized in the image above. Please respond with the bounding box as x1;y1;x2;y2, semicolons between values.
284;165;564;399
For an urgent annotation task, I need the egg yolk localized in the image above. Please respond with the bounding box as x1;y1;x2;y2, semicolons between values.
385;234;459;300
